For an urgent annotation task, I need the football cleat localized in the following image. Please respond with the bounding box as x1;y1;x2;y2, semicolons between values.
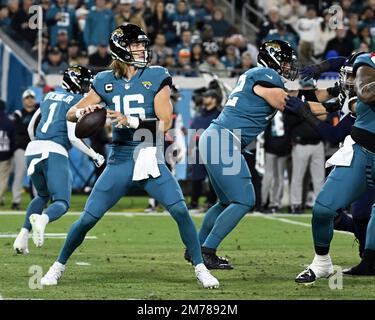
195;263;219;289
343;259;375;276
41;261;65;286
29;213;49;247
295;268;317;285
13;228;29;254
202;252;234;270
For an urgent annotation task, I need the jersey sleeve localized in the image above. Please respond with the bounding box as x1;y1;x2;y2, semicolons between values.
250;68;284;89
353;53;375;74
91;71;112;100
149;66;172;94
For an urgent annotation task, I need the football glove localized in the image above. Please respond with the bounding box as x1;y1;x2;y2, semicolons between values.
93;153;105;168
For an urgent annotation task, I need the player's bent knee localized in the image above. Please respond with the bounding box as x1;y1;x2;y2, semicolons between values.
313;201;337;220
79;211;100;230
167;201;189;221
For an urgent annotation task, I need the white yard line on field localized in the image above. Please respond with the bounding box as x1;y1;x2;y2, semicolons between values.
0;233;97;239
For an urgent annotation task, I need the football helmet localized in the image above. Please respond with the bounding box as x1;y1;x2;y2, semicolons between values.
62;65;93;94
109;24;151;68
339;51;366;94
258;40;298;81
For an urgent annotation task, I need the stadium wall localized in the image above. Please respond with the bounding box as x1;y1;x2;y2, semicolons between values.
0;39;33;114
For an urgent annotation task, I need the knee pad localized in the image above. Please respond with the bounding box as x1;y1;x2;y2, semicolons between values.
79;211;99;230
313;201;337;221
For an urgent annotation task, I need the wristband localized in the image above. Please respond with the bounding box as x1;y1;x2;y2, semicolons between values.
127;116;140;129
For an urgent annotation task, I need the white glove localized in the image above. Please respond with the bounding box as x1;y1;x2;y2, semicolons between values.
93;153;105;168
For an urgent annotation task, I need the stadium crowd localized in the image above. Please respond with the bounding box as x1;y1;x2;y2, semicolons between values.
1;0;375;213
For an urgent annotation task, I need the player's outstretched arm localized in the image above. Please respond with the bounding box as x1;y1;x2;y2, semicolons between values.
355;65;375;105
67;89;103;122
154;85;173;132
253;85;288;111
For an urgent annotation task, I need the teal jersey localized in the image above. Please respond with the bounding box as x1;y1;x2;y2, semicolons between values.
35;91;82;150
353;53;375;134
213;67;285;148
92;66;171;146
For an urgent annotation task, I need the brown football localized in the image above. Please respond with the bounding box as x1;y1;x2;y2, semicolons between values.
75;107;107;138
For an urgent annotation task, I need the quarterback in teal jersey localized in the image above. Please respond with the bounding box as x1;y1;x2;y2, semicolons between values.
13;66;105;254
295;53;375;283
40;24;219;289
197;40;298;269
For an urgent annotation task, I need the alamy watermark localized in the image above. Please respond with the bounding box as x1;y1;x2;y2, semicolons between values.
28;265;43;290
28;5;43;30
328;265;343;290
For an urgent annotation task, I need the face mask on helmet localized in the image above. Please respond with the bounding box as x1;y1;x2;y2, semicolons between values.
126;40;151;68
339;65;355;95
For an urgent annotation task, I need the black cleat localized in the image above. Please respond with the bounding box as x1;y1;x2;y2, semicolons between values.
184;248;193;265
295;268;317;285
202;252;234;270
343;259;375;276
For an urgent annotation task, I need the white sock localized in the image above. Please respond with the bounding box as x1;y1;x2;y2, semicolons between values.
20;227;29;236
40;213;49;226
310;254;333;277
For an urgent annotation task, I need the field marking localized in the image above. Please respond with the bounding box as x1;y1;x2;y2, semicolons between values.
0;233;97;239
0;210;312;218
257;214;353;236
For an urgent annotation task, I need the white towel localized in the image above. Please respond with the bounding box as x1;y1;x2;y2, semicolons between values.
325;135;355;168
132;146;161;181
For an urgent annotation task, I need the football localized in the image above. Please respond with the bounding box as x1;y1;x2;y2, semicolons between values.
75;107;107;138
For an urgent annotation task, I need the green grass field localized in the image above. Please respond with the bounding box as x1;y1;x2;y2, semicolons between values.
1;193;375;300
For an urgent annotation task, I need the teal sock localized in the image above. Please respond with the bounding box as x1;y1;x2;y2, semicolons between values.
199;203;227;245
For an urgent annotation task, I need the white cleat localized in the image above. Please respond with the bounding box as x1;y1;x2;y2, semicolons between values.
13;228;29;254
41;262;65;286
29;213;49;247
195;263;220;289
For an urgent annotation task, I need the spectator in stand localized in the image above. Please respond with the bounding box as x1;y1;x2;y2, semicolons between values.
295;5;323;66
236;51;255;74
0;100;15;207
76;6;89;34
190;0;210;25
208;7;232;41
280;0;306;27
313;9;336;59
190;42;204;69
174;29;192;55
42;47;68;75
145;0;173;43
56;29;70;62
77;50;89;67
150;32;173;66
46;0;77;47
168;0;195;38
67;40;80;65
175;49;197;77
10;0;37;45
359;6;375;35
199;41;229;78
347;13;359;40
89;43;112;69
115;0;147;32
263;21;298;52
353;25;375;51
258;6;281;46
0;4;10;27
84;0;115;54
220;45;240;76
225;34;259;69
10;90;37;210
7;0;18;18
323;28;355;59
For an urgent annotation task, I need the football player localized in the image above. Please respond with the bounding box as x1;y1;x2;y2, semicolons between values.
40;24;219;289
13;65;105;254
294;52;375;283
196;40;298;269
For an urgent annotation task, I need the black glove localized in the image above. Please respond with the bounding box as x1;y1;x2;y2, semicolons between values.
327;83;341;97
322;100;342;113
286;96;321;127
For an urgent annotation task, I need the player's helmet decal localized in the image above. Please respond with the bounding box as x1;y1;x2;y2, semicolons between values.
62;65;93;94
109;24;152;68
258;40;299;81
